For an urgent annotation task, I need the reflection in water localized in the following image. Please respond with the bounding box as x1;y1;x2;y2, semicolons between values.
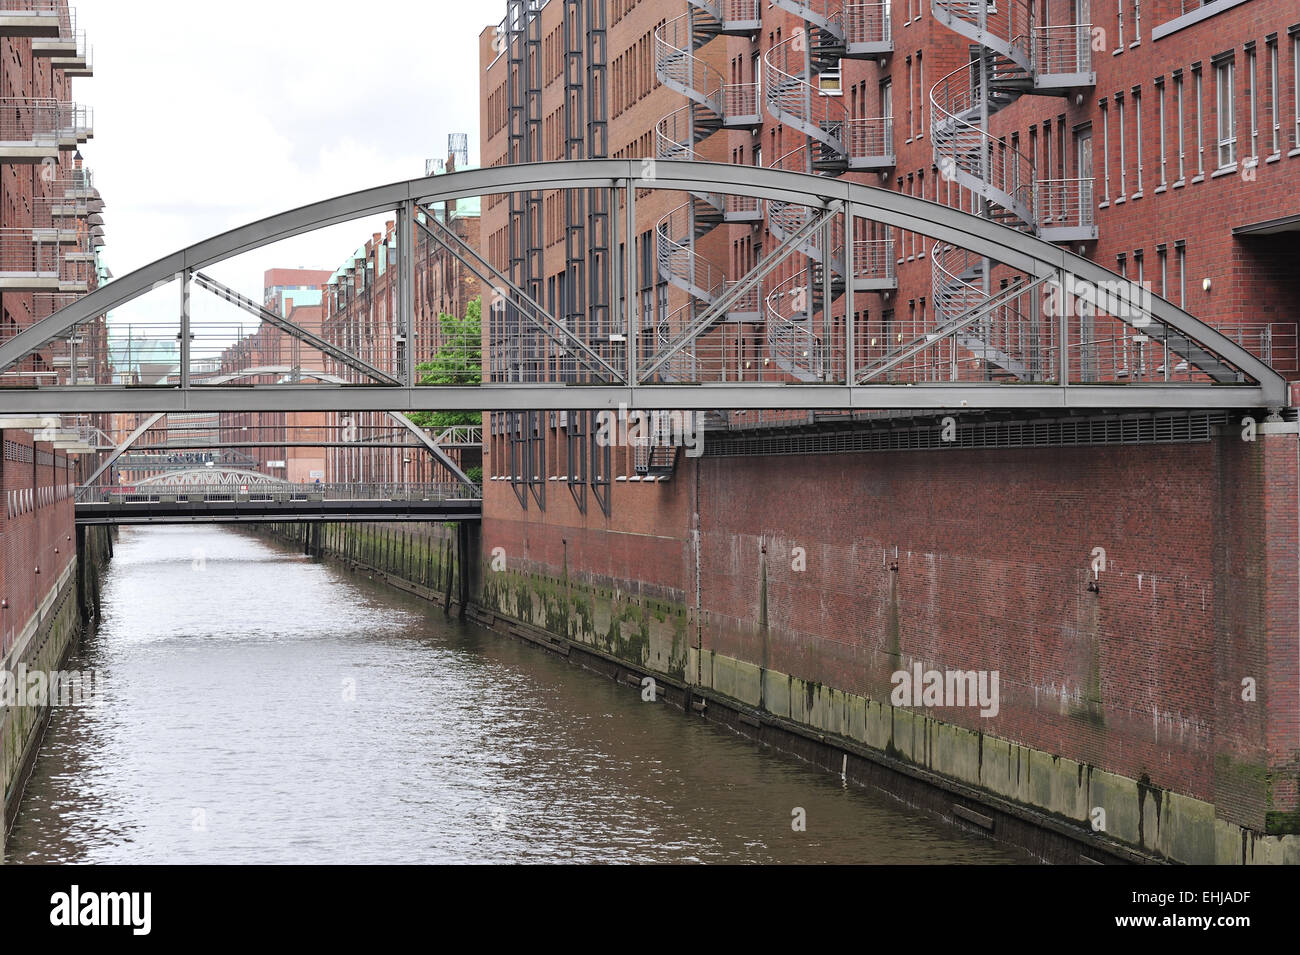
6;526;1028;864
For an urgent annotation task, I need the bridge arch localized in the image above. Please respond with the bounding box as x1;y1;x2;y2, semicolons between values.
133;468;291;488
0;159;1284;411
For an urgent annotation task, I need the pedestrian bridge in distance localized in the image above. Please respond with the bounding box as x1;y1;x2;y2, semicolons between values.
73;476;482;526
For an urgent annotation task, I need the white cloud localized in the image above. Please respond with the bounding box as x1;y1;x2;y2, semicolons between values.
73;0;498;291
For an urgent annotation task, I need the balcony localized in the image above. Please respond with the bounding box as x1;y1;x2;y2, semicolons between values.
852;238;897;291
0;0;61;37
0;98;60;162
1030;23;1095;90
55;102;93;146
51;38;91;77
60;238;94;291
1037;178;1098;242
0;230;61;291
30;2;77;56
843;116;894;169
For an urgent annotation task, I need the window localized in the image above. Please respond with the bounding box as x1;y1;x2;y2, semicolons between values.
1193;63;1205;177
1174;71;1186;181
1268;37;1280;156
1101;101;1111;202
1156;78;1168;187
1133;87;1144;195
1175;240;1187;307
906;56;914;138
1157;244;1168;298
1246;44;1258;160
917;54;925;138
1294;32;1300;148
1116;0;1125;51
1132;0;1141;46
1117;93;1127;199
819;59;842;94
1215;56;1236;168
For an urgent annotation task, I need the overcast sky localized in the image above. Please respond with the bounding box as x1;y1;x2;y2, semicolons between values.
75;0;500;331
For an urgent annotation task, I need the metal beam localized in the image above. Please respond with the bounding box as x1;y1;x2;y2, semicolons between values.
398;199;416;387
386;412;477;492
417;214;621;382
9;384;1277;415
80;412;165;488
192;272;398;385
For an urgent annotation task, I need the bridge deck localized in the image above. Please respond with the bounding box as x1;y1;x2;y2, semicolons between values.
75;496;482;526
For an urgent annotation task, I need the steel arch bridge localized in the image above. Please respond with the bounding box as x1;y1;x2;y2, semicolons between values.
0;159;1286;414
132;468;289;488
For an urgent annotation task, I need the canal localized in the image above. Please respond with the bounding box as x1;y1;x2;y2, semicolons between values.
6;525;1029;864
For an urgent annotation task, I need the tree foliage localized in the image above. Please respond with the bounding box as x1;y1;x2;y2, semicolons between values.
409;297;481;430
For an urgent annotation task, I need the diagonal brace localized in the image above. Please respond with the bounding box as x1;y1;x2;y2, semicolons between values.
857;276;1048;383
192;272;399;386
417;214;622;383
641;201;843;381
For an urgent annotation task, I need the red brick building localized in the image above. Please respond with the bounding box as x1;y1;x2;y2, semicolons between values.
0;2;106;854
319;149;482;486
475;0;1300;862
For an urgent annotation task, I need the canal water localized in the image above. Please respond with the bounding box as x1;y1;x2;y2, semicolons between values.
6;526;1029;864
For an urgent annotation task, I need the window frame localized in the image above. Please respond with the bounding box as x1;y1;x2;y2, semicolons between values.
1214;56;1236;170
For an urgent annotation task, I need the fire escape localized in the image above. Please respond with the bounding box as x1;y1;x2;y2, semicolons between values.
653;2;763;387
762;1;896;382
925;0;1096;381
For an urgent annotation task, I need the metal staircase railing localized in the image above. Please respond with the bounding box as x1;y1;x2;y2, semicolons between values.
764;32;894;171
765;270;826;382
655;202;726;306
655;13;759;128
771;1;893;55
931;60;1036;230
765;144;846;278
928;242;1041;380
931;0;1034;73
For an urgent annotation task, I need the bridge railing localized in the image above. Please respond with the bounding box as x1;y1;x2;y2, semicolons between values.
76;482;480;505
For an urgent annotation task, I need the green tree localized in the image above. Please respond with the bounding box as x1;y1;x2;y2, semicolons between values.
409;297;481;430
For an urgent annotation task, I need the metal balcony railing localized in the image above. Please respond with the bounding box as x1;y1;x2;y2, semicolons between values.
0;98;60;146
1032;23;1092;77
1037;177;1096;233
853;238;896;284
843;2;892;48
843;116;894;163
0;229;61;280
54;101;92;142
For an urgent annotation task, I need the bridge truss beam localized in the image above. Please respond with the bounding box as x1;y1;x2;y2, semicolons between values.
0;160;1284;414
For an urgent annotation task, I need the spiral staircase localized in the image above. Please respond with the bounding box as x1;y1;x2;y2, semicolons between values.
770;1;894;60
651;6;763;392
763;30;894;173
925;0;1096;382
